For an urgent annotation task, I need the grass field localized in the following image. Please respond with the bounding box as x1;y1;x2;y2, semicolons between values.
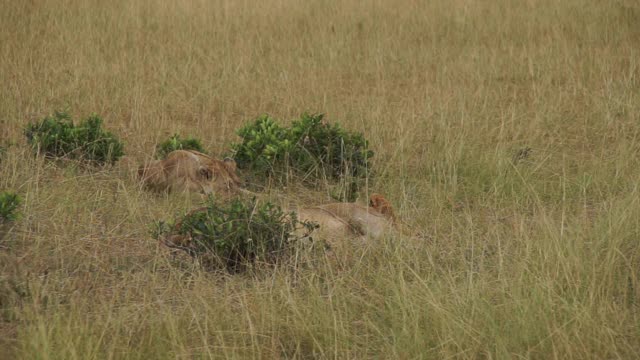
2;0;640;358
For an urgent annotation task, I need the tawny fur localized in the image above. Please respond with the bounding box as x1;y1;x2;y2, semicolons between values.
295;194;396;247
369;193;395;221
138;150;241;197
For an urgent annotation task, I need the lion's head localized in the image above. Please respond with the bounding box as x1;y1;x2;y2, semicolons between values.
369;193;395;221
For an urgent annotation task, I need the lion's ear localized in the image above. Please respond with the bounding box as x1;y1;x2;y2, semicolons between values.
223;157;237;173
199;167;213;180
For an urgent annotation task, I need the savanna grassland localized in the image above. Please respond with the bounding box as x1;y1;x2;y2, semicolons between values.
2;0;640;358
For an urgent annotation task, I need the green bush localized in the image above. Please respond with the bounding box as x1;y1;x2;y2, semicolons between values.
24;110;124;165
156;134;206;159
0;192;21;224
231;113;374;200
153;196;318;272
232;115;289;173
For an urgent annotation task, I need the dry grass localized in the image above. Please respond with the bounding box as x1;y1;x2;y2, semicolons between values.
1;0;640;358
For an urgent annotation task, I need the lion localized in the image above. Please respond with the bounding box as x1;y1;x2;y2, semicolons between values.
138;150;241;197
294;193;397;245
159;193;397;253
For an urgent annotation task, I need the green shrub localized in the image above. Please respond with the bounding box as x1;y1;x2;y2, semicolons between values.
232;115;290;173
153;196;318;272
156;134;206;159
0;192;21;224
24;110;124;165
231;113;374;200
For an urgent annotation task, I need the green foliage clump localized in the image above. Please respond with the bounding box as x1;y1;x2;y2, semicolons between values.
24;110;124;165
0;192;21;224
232;113;374;200
232;115;290;172
156;134;206;159
153;197;318;272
